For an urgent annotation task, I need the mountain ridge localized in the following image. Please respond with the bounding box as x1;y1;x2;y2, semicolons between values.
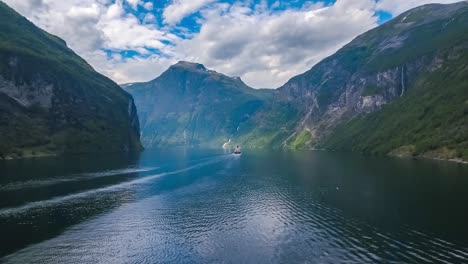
125;1;468;162
124;61;273;148
0;1;142;158
2;1;466;162
237;1;468;161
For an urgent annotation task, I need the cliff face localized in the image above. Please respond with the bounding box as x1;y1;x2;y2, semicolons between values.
0;2;142;158
124;61;273;148
239;2;468;160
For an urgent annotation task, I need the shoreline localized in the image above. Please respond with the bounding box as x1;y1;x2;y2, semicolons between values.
2;148;467;165
385;153;468;165
420;156;468;165
298;147;468;165
1;153;57;161
0;149;142;161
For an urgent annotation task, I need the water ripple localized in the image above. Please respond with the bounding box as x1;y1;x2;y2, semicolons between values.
0;167;159;191
2;152;468;263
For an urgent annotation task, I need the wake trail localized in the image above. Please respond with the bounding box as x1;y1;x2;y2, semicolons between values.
0;155;229;217
0;167;159;191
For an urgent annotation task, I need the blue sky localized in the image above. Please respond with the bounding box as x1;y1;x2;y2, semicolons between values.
4;0;460;88
117;0;392;59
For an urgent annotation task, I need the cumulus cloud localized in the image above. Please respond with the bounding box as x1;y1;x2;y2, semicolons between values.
85;51;178;84
143;1;153;11
126;0;137;9
4;0;460;88
163;0;215;25
2;0;45;15
376;0;463;15
176;0;378;87
3;0;179;84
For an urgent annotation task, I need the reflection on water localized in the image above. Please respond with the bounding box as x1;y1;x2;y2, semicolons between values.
1;149;468;263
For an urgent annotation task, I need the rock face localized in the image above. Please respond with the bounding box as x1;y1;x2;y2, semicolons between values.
0;2;142;158
124;61;273;148
123;2;467;161
240;2;468;160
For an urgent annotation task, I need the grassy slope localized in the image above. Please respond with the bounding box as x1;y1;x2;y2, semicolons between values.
322;51;468;160
126;64;274;148
0;2;141;158
321;5;468;161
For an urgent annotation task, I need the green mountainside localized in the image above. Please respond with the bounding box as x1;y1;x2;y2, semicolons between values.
3;0;466;162
321;45;468;160
238;2;468;161
320;3;468;161
0;2;142;158
124;61;273;148
125;2;467;162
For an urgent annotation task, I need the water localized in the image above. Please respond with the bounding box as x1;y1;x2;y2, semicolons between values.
1;149;468;263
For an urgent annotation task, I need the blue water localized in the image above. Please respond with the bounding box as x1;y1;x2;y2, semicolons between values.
1;149;468;263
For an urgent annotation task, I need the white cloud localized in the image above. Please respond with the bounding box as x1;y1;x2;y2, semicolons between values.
176;0;378;87
3;0;180;84
6;0;457;88
376;0;463;15
1;0;45;15
98;13;176;52
143;13;156;24
143;1;153;11
106;1;125;18
84;50;178;84
163;0;215;25
125;0;141;10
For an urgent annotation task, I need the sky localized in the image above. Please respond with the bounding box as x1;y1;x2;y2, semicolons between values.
3;0;463;88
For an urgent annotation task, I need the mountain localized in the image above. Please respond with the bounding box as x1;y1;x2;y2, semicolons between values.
124;61;273;148
122;2;467;161
238;2;468;161
0;2;142;158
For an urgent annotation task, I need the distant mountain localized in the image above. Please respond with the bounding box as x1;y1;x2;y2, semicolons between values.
124;61;273;148
0;2;142;158
122;2;467;162
239;2;468;161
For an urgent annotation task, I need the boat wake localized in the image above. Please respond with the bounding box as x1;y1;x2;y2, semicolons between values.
0;155;228;217
0;167;159;191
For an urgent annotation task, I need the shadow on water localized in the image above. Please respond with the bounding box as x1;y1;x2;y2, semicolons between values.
0;152;142;257
1;149;468;263
0;149;232;258
250;150;468;241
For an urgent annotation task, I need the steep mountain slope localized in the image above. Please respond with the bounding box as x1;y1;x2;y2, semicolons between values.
241;2;468;160
124;61;273;148
0;2;141;158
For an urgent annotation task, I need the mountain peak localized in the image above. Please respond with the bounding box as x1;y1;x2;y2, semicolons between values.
172;61;207;71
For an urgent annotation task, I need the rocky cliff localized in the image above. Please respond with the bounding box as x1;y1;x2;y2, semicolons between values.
239;2;468;161
124;61;272;148
0;2;142;158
